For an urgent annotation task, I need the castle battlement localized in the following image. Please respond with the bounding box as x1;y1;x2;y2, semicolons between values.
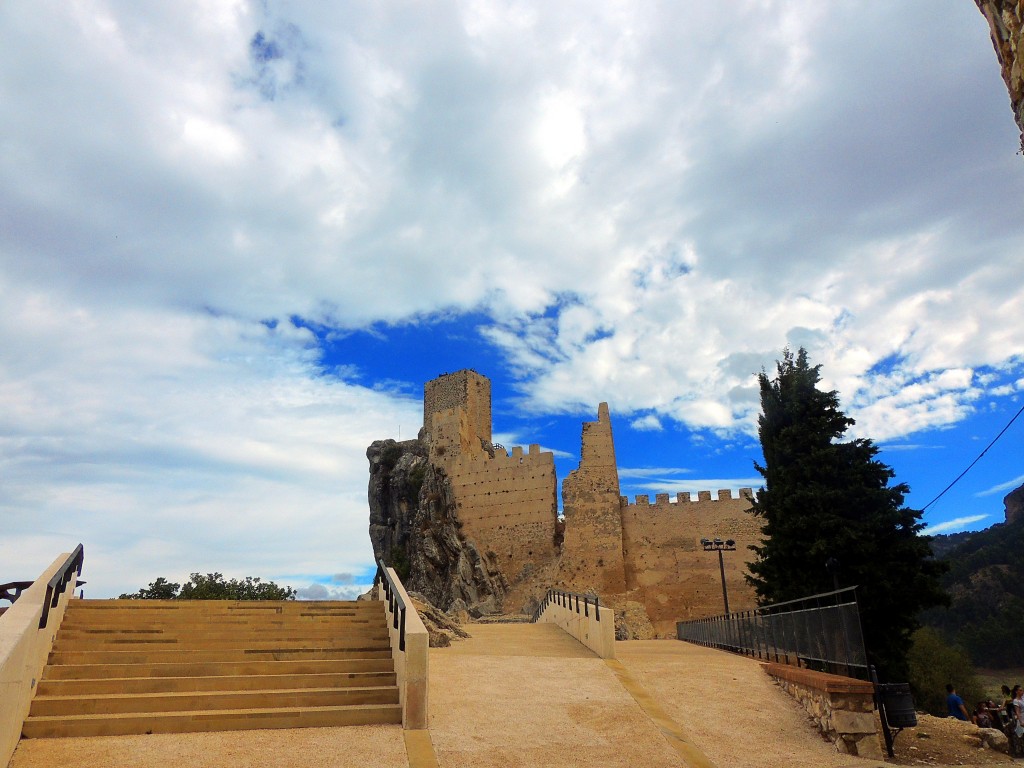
452;443;552;471
619;488;754;508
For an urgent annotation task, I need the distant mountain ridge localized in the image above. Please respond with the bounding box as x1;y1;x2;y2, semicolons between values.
922;480;1024;668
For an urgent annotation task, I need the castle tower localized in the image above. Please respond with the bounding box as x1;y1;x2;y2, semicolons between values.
420;370;558;589
423;370;492;449
560;403;627;594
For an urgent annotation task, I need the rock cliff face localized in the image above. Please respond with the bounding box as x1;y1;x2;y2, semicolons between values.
975;0;1024;150
367;437;507;615
1005;480;1024;524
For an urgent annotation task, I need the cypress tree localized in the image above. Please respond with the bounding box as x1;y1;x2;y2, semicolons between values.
747;348;947;681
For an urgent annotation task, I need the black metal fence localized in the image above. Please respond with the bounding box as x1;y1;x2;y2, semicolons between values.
531;588;601;623
676;586;869;679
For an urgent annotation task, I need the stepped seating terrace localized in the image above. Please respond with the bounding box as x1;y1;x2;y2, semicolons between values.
22;599;401;738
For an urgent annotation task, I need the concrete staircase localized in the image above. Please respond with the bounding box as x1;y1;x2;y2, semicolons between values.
23;599;401;738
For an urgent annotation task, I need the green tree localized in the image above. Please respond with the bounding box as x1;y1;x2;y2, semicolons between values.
906;627;983;716
747;348;947;681
119;572;295;600
119;576;180;600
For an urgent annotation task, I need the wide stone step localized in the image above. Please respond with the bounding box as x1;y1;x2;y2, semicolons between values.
21;702;403;738
56;621;384;634
30;599;402;736
65;606;376;618
61;608;381;620
30;685;399;717
51;633;390;651
42;657;395;680
49;646;393;665
38;670;397;696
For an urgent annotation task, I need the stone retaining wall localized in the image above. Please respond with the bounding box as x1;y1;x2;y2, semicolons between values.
763;662;882;759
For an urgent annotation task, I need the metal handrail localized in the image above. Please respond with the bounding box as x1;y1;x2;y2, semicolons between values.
39;544;84;630
676;585;868;679
0;581;34;604
531;588;601;623
373;559;407;652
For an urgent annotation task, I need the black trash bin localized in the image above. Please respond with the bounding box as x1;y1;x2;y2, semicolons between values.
878;683;917;728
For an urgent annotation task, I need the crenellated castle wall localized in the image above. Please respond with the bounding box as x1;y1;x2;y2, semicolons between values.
444;443;558;582
620;489;760;633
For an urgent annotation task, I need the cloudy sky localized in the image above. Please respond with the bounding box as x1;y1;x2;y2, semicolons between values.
2;1;1022;600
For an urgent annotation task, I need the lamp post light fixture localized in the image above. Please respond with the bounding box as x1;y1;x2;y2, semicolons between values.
701;537;736;614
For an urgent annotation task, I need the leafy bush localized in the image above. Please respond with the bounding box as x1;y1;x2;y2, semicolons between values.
120;572;295;600
907;627;984;716
378;443;402;471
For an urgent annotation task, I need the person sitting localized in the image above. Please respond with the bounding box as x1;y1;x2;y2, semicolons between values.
975;701;994;729
946;683;970;721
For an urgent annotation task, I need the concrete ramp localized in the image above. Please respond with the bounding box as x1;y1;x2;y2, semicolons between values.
427;623;691;767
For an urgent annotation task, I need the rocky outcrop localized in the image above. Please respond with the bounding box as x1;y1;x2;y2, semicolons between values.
974;1;1024;151
408;593;471;647
367;437;508;615
1005;480;1024;523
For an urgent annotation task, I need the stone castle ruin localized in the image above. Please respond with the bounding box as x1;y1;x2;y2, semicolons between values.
368;369;761;636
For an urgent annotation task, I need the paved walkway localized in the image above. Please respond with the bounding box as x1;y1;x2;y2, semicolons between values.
9;625;876;768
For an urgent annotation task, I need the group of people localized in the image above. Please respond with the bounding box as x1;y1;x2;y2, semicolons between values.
947;683;1024;755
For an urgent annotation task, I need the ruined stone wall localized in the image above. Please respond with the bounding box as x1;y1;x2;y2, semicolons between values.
423;370;491;445
975;0;1024;150
559;403;627;595
621;489;760;634
444;444;558;584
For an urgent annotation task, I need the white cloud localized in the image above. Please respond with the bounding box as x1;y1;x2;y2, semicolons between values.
977;474;1024;497
618;467;692;479
295;582;370;601
629;414;663;432
0;284;420;597
2;1;1023;594
926;515;990;535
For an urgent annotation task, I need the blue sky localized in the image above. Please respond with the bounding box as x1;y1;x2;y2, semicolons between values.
1;1;1022;599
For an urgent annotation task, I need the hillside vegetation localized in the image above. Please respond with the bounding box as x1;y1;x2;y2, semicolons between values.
923;515;1024;668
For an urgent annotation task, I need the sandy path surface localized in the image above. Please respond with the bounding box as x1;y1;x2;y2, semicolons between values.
616;640;874;768
428;623;686;767
614;643;888;768
8;724;409;768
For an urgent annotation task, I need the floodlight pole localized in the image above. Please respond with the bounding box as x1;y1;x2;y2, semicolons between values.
717;548;730;614
701;537;737;614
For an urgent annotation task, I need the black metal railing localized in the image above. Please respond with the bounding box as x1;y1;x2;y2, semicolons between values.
531;588;601;623
39;544;85;630
374;559;407;652
676;586;869;679
1;545;84;629
0;581;34;605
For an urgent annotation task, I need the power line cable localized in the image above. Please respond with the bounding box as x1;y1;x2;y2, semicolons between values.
921;399;1024;512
